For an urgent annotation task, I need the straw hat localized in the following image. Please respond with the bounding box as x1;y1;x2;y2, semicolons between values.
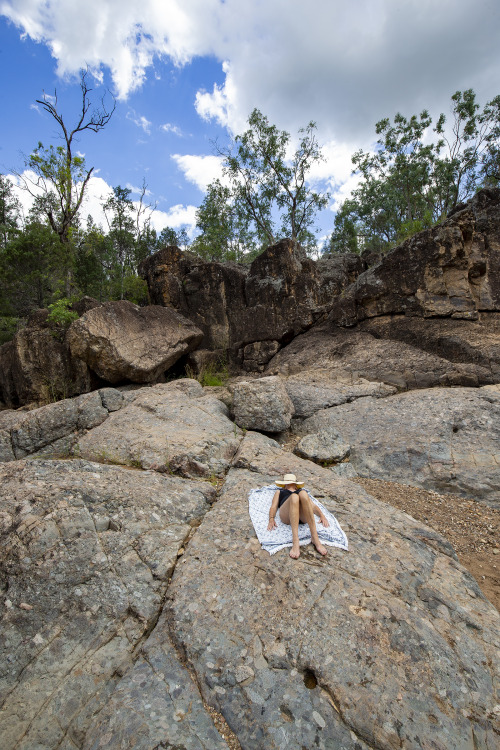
275;473;305;488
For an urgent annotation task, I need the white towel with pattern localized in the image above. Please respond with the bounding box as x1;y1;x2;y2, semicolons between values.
248;484;348;555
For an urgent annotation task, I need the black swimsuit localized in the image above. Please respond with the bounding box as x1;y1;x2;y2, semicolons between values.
278;488;298;508
278;488;306;524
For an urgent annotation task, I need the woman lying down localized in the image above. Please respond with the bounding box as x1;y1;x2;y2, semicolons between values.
248;474;348;557
268;473;331;558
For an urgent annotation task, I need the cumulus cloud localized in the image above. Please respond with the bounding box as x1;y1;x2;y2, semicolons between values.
171;154;224;191
3;0;500;210
3;1;498;134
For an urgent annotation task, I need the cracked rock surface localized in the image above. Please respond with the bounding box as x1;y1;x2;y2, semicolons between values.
168;432;500;749
75;379;243;478
301;384;500;507
0;386;499;750
0;458;215;750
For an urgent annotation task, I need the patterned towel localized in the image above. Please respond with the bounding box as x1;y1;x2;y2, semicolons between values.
248;484;348;555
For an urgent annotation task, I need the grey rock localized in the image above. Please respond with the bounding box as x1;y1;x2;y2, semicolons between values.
75;379;243;477
0;458;216;750
0;390;125;463
67;300;203;383
232;376;294;432
294;428;350;463
83;639;227;750
302;384;500;507
285;371;397;418
99;387;124;412
8;391;108;459
330;462;358;478
169;431;500;749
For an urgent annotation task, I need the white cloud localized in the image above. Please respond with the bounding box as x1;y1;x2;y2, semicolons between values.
160;122;184;136
171;153;223;191
3;0;500;216
149;203;197;236
126;110;152;134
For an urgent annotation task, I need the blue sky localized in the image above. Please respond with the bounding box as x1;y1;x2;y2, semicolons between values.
1;0;500;242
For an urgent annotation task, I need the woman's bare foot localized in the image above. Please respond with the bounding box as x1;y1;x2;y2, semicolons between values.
313;540;328;556
290;543;301;559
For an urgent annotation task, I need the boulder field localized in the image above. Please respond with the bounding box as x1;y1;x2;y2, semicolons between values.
0;382;499;749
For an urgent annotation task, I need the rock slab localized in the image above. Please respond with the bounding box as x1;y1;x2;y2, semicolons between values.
169;432;500;749
0;459;216;750
303;384;500;507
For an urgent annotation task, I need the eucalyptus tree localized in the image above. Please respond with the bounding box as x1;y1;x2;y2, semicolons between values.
330;89;500;254
215;109;329;250
15;69;115;292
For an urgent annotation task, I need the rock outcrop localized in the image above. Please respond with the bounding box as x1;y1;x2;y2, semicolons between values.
267;189;500;390
67;300;203;384
301;384;500;507
139;241;365;370
75;379;243;478
268;319;500;389
328;188;500;326
0;386;498;749
0;312;92;407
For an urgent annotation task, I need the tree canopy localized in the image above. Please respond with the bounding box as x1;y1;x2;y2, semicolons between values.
330;89;500;254
196;109;329;258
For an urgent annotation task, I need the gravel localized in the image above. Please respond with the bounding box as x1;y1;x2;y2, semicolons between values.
353;477;500;611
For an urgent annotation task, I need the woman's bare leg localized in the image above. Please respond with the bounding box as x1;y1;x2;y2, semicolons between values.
279;491;327;557
279;493;301;558
298;491;327;555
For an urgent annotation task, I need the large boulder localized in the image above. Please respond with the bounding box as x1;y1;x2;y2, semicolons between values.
0;458;217;750
139;242;365;370
0;316;91;407
232;375;295;432
75;379;243;478
302;384;500;507
166;432;499;749
67;300;203;383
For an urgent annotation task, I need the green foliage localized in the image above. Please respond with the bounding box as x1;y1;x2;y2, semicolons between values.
47;298;79;331
185;357;229;387
209;109;328;256
330;89;500;254
0;175;21;250
0;220;66;314
0;316;19;345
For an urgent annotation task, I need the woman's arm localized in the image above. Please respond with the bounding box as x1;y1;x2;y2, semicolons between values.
312;502;330;527
267;490;280;530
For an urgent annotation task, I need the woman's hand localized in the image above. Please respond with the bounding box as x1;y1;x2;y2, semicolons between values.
319;513;330;528
268;517;277;531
